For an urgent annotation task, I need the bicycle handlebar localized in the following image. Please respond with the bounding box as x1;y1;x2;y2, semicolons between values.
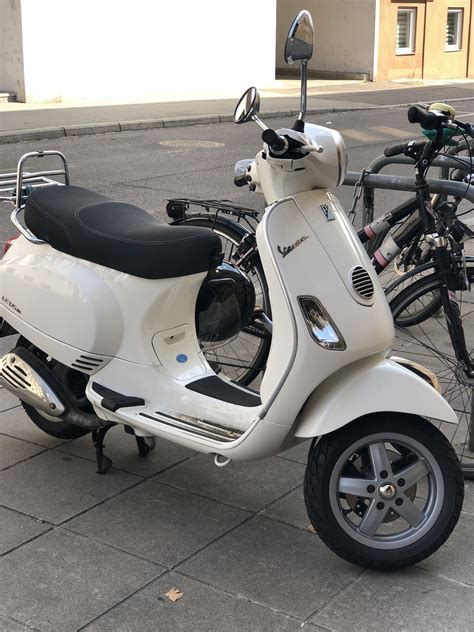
384;140;427;158
407;106;443;130
407;104;474;137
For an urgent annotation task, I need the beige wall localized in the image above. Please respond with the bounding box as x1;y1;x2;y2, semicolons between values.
0;0;25;100
376;1;426;80
376;0;473;80
423;0;472;79
276;0;377;78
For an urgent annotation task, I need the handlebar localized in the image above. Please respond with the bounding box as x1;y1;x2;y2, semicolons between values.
407;106;443;130
408;104;474;137
234;173;249;187
261;129;288;155
384;140;427;158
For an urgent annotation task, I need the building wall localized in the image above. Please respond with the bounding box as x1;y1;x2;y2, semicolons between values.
376;0;473;80
423;0;472;79
0;0;25;100
15;0;277;103
276;0;377;78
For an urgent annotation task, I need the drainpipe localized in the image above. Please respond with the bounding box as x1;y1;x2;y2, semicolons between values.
373;0;380;80
466;0;473;77
421;0;428;79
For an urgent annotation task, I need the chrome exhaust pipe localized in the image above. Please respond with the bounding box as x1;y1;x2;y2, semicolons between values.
0;351;65;416
0;347;105;429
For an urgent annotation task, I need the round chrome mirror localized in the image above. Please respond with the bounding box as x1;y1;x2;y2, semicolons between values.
233;87;261;124
285;10;314;64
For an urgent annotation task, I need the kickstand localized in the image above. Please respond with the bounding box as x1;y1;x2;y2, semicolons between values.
135;436;156;458
91;423;115;474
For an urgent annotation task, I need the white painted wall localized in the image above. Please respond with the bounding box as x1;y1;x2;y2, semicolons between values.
0;0;25;99
17;0;277;103
276;0;377;78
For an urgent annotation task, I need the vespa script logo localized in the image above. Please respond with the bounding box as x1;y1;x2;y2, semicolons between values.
277;235;309;259
1;296;21;314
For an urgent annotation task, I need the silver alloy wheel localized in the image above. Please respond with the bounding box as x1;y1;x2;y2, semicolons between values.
329;431;444;549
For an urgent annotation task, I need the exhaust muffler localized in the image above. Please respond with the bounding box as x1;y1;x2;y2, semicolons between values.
0;347;104;429
0;350;65;416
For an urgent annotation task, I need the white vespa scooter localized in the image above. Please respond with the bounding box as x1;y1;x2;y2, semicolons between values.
0;12;463;569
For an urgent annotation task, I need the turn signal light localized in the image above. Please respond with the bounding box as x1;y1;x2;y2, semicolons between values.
298;296;346;350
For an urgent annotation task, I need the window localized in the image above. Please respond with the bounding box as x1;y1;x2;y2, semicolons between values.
396;8;416;55
446;8;463;51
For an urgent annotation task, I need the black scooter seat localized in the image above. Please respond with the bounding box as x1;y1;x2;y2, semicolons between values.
24;185;222;279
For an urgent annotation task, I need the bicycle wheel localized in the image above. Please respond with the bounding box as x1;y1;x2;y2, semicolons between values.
173;215;271;386
390;272;474;474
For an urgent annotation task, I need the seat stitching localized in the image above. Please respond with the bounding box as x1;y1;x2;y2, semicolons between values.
75;206;219;246
27;197;74;249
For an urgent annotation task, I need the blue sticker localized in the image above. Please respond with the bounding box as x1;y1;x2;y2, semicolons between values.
176;354;188;364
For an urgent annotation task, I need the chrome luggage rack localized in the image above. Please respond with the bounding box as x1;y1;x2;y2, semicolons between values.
0;150;70;244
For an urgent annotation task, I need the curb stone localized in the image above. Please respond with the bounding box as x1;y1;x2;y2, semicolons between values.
64;122;120;136
0;95;473;144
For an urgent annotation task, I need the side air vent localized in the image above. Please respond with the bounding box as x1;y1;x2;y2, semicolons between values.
71;354;104;373
350;266;374;300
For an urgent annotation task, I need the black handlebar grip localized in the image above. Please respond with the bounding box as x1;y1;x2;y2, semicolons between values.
262;128;287;153
384;140;427;158
234;173;249;187
407;106;441;130
384;142;409;158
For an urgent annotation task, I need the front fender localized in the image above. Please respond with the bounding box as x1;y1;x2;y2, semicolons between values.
294;356;457;438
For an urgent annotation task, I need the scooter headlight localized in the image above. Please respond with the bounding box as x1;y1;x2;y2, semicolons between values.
298;296;346;350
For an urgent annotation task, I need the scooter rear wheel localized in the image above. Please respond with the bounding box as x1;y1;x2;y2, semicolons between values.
304;414;463;569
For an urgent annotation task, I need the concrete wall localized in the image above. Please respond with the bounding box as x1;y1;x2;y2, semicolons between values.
276;0;377;78
0;0;25;99
16;0;277;103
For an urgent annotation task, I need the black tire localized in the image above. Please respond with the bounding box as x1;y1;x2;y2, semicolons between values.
389;273;474;467
21;402;89;440
304;414;463;569
173;215;271;386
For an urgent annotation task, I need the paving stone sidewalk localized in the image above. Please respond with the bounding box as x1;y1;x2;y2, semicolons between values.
0;385;473;632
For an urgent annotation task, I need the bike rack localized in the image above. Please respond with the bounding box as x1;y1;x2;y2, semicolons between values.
344;170;474;203
343;153;474;225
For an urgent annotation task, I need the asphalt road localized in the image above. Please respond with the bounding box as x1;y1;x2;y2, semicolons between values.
2;98;474;230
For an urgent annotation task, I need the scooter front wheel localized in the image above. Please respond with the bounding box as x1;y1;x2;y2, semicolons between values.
304;414;463;569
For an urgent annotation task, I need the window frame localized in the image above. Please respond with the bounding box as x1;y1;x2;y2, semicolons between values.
396;7;417;56
445;8;463;51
